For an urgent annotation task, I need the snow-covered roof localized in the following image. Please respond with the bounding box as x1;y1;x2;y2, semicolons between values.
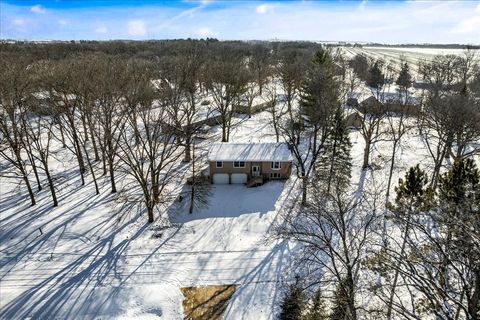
32;91;50;100
361;92;420;106
208;143;293;162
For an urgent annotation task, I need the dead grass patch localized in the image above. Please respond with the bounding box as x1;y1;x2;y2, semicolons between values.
181;284;238;320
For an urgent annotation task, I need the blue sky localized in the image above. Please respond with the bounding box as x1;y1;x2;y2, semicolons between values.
1;0;479;43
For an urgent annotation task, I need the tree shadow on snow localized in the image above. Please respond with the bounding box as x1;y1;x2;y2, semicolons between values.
168;181;286;223
0;195;157;320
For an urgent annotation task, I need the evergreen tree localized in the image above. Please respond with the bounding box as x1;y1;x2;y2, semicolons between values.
311;48;333;72
435;158;480;319
349;54;369;81
279;282;304;320
384;165;432;319
304;288;328;320
394;164;432;214
284;47;340;205
315;107;352;193
299;48;339;125
396;62;412;90
437;157;479;205
329;277;355;320
367;61;385;95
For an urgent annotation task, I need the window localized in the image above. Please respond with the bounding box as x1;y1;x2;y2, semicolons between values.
271;162;281;170
216;161;223;168
233;161;245;168
270;173;281;179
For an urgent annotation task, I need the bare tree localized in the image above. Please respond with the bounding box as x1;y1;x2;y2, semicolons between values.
0;56;36;206
21;110;58;207
277;186;380;320
159;45;207;162
249;43;272;96
242;77;259;119
186;141;211;214
356;60;389;170
263;80;282;143
345;67;362;97
118;85;182;222
277;49;307;119
91;55;128;193
358;103;388;170
73;55;101;162
206;45;249;142
42;59;87;186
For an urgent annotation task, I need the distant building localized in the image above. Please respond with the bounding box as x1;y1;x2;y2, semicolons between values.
357;92;421;116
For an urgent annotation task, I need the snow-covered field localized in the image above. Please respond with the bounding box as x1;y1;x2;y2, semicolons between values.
341;46;479;74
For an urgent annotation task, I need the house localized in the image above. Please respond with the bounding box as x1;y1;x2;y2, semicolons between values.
357;93;421;116
208;142;293;185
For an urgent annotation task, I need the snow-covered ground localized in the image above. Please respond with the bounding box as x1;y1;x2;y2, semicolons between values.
0;109;431;319
1;80;477;319
0;108;301;319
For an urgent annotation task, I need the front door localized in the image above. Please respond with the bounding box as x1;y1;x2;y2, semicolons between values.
252;165;260;177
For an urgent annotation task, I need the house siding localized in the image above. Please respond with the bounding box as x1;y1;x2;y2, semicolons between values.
210;161;291;183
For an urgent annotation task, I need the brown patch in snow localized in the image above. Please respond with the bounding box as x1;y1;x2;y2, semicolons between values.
181;284;237;320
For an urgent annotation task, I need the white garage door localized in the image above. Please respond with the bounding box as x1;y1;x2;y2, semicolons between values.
213;173;229;184
231;173;247;184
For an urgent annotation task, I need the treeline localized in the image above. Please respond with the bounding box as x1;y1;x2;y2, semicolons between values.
0;39;320;61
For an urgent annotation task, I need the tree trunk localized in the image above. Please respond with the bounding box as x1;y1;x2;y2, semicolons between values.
88;119;100;161
431;151;445;190
58;119;67;148
74;141;85;186
386;215;411;320
301;174;308;206
82;143;99;195
345;270;358;320
362;139;371;169
226;116;232;143
109;157;116;193
30;156;42;192
151;169;159;203
101;148;107;176
385;139;399;204
468;270;479;320
82;115;89;142
45;166;58;207
131;112;140;145
21;166;36;206
184;138;192;162
326;134;339;193
189;143;195;214
71;123;86;185
274;124;279;143
222;124;227;142
147;203;154;223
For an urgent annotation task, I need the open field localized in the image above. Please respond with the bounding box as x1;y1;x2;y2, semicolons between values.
341;46;480;74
